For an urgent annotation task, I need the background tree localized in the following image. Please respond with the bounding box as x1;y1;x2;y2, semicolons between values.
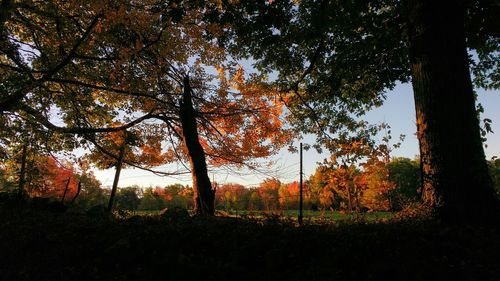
73;171;107;209
1;148;80;200
138;187;167;211
358;158;395;211
162;183;193;209
258;178;281;211
387;157;421;210
215;183;247;211
279;181;309;210
488;158;500;198
115;186;141;210
247;188;263;211
308;166;331;211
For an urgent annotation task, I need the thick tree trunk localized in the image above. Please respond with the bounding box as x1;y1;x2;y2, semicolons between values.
179;76;215;215
407;0;497;223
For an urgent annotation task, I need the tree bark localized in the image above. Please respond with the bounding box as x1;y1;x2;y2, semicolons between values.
61;177;71;203
107;144;125;212
407;0;498;223
346;183;352;213
179;76;215;215
70;181;82;204
17;144;27;198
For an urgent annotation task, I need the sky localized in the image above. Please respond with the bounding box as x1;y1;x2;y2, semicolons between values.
92;83;500;189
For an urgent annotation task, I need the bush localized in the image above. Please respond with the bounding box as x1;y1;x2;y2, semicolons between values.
394;202;432;221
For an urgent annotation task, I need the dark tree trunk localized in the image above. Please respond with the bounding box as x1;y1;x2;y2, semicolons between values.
107;144;125;212
17;144;27;198
61;177;71;203
354;184;360;213
407;0;498;223
179;76;215;215
70;181;82;204
346;183;353;213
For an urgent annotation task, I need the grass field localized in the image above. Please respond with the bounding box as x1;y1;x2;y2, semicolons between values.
221;209;394;221
131;209;394;221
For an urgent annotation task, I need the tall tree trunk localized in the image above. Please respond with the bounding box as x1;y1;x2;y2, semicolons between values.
107;144;125;212
354;184;360;213
179;76;215;215
407;0;497;223
346;183;352;213
61;177;71;203
17;144;27;198
70;181;82;204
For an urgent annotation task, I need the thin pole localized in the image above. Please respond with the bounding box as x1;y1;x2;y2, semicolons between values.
299;142;303;226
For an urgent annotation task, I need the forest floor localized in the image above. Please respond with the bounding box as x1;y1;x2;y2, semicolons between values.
1;202;499;281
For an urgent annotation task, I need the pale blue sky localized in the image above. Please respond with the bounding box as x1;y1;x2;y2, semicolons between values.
92;83;500;188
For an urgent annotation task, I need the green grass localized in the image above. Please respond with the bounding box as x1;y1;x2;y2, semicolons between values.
231;209;394;221
130;209;394;221
129;209;163;216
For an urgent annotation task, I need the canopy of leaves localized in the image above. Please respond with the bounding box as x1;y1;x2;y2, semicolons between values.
215;0;499;149
1;0;292;177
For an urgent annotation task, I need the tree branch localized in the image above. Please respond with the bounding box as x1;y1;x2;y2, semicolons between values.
163;119;191;173
48;78;174;106
278;38;336;142
0;13;102;112
17;102;156;134
88;137;189;177
42;14;102;78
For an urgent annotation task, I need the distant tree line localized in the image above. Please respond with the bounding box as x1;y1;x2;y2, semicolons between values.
2;151;499;213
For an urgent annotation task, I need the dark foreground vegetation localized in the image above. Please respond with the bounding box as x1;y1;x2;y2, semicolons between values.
1;199;499;281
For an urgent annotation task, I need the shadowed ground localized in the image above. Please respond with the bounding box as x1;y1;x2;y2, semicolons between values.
0;205;499;281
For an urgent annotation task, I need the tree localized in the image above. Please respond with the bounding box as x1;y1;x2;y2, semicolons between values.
215;183;247;210
488;158;500;198
247;188;263;211
405;0;497;222
2;151;78;200
1;1;292;215
0;144;105;207
138;187;167;211
358;158;395;211
73;171;107;208
387;157;421;210
162;183;193;209
258;178;281;211
220;0;499;223
115;186;140;210
308;167;329;210
278;182;291;209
